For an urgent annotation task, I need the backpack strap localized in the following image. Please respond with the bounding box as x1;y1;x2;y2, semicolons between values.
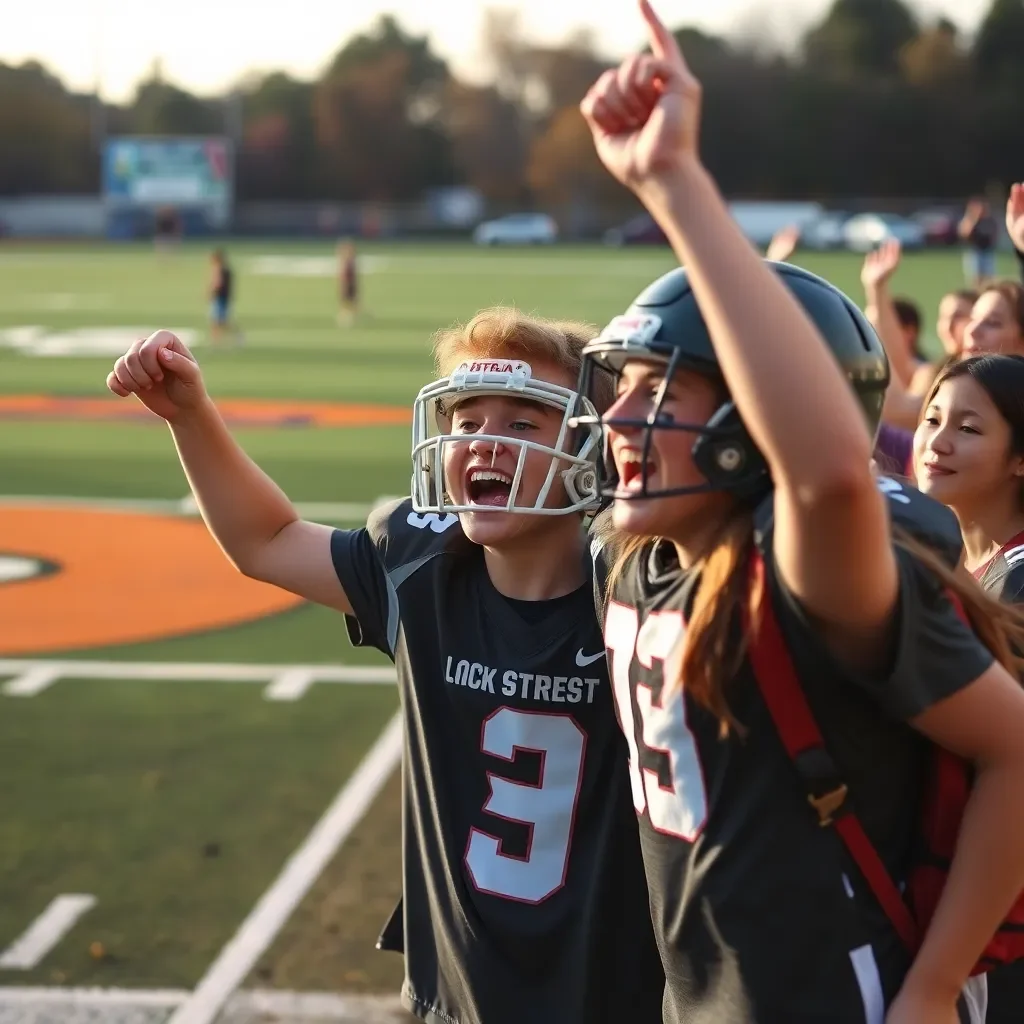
744;549;921;952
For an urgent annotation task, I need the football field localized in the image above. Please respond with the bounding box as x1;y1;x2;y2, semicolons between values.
0;239;1014;1023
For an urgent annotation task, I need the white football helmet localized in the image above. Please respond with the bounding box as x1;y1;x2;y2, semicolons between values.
410;357;602;515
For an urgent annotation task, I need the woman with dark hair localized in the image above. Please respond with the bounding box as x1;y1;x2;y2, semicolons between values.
915;355;1024;595
914;353;1024;1022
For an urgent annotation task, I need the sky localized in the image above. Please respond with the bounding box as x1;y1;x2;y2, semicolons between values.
2;0;993;103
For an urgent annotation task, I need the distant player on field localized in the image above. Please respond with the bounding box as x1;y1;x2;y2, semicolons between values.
338;239;359;326
208;249;242;346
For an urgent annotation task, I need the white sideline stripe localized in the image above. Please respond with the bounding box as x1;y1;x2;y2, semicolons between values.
226;989;406;1017
0;660;396;689
2;666;62;697
166;713;404;1024
0;895;97;970
0;987;189;1006
264;668;318;702
0;987;406;1016
0;494;399;522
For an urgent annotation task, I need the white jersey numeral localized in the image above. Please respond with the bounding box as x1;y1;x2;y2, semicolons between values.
876;475;911;505
465;707;586;904
605;602;707;841
406;510;459;533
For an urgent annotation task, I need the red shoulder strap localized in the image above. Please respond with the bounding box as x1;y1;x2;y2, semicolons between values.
744;550;921;952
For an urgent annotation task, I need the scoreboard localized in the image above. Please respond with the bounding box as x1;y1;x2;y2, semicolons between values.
102;137;233;231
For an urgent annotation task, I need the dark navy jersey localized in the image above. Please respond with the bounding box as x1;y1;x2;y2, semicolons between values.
593;476;993;1023
214;265;232;301
331;499;664;1024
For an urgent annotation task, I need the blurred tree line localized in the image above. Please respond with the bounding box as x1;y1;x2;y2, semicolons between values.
3;0;1024;211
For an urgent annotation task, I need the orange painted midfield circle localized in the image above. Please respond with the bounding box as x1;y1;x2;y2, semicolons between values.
0;506;305;655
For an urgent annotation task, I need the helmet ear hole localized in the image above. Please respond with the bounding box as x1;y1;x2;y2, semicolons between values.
691;402;769;497
715;444;744;473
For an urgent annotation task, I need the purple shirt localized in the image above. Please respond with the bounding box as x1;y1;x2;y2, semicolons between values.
874;424;914;477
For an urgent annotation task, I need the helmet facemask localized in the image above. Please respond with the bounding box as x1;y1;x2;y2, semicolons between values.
411;358;603;516
571;315;771;504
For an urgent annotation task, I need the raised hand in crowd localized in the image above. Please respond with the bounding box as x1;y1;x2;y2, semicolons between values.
765;224;801;264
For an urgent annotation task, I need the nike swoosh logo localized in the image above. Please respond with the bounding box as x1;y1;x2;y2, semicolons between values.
575;648;606;667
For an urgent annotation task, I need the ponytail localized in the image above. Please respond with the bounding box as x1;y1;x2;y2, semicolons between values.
893;526;1024;679
604;509;754;737
603;514;1024;742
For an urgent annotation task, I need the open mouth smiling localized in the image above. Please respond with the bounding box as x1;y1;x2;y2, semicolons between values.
465;467;514;506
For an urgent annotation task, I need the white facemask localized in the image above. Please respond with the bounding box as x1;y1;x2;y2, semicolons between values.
410;358;602;515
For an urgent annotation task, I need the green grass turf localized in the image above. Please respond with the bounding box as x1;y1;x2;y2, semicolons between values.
0;679;397;988
0;240;1019;992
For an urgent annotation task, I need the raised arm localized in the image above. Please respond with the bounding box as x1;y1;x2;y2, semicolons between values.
1007;183;1024;285
862;240;917;386
580;0;895;636
105;331;352;613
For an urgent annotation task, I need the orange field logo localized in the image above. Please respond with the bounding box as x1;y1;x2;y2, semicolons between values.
0;506;306;656
0;395;406;656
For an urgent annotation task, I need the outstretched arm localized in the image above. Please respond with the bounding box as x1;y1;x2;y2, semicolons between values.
1006;183;1024;285
106;331;352;613
580;0;895;638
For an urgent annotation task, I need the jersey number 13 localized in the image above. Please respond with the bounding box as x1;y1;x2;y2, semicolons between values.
605;602;707;841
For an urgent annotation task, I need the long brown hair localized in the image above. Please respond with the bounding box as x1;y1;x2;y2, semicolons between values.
603;499;1024;737
603;506;754;737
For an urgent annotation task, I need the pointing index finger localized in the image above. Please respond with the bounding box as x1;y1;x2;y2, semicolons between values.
639;0;686;70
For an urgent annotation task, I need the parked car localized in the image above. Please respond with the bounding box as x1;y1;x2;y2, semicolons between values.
603;213;667;246
473;213;558;246
801;211;852;250
911;206;961;247
842;213;926;252
727;201;823;248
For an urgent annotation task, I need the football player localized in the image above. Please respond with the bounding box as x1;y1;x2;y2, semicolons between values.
103;307;664;1024
337;239;359;327
570;2;1024;1022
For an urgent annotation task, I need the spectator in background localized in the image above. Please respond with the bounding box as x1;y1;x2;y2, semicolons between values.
962;281;1024;358
208;249;243;346
864;239;988;433
936;289;979;360
337;239;359;327
764;223;801;263
893;297;926;365
959;196;999;288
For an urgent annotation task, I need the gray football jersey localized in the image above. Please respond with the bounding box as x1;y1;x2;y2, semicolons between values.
331;499;664;1024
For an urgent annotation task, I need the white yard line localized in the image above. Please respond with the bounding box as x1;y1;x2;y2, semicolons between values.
0;987;406;1017
0;896;97;970
264;668;320;702
0;660;396;699
2;665;63;697
0;988;189;1006
165;713;404;1024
